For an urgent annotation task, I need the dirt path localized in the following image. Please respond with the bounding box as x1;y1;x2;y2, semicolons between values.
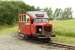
0;32;66;50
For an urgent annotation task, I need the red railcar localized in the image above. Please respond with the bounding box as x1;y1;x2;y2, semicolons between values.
18;11;54;42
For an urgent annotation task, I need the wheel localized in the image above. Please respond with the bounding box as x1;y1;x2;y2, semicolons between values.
23;34;29;40
17;32;32;40
18;33;25;40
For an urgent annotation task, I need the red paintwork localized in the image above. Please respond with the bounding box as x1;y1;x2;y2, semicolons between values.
18;13;35;36
18;12;51;37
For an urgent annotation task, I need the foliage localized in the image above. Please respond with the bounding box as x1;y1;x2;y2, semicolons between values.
62;8;72;19
44;7;73;20
44;8;53;20
53;8;63;19
0;1;35;25
35;7;41;11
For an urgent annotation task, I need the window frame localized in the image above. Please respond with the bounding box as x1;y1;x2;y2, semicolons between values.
23;14;30;23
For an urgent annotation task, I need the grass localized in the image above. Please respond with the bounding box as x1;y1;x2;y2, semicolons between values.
0;25;17;35
50;19;75;45
52;19;75;37
54;35;75;45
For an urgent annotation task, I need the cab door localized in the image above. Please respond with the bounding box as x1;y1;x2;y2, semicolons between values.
23;14;31;35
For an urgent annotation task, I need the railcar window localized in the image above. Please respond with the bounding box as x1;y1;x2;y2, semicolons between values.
23;15;30;23
22;15;23;21
23;14;30;23
19;16;22;21
24;15;26;22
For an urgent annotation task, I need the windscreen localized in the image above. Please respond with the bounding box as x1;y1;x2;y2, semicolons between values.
34;18;48;23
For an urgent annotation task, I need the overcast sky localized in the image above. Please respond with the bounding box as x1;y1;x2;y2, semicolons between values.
22;0;75;17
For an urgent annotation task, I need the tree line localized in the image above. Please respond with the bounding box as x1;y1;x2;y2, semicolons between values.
0;1;35;25
44;8;73;20
0;1;73;25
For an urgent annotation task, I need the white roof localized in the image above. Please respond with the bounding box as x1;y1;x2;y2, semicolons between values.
26;11;48;18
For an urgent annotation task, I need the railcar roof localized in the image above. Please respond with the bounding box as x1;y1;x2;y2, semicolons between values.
26;11;48;18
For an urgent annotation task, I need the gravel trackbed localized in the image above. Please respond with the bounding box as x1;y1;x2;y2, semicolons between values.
0;32;66;50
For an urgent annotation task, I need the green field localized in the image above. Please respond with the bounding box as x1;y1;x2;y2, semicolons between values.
54;35;75;45
53;19;75;37
51;19;75;45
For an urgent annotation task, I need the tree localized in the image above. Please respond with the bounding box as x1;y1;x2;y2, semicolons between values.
53;8;63;19
35;7;41;11
62;7;72;19
44;8;53;20
0;1;35;25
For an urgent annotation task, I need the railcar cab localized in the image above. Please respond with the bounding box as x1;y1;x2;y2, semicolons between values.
18;11;54;42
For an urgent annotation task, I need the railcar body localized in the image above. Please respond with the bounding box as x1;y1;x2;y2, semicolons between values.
18;11;55;42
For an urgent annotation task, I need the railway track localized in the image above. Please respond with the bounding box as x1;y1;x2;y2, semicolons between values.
16;33;75;50
49;42;75;50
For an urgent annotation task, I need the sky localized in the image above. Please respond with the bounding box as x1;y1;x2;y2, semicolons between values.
23;0;75;18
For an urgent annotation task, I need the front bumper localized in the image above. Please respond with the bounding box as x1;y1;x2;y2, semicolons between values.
32;32;55;38
32;33;52;38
